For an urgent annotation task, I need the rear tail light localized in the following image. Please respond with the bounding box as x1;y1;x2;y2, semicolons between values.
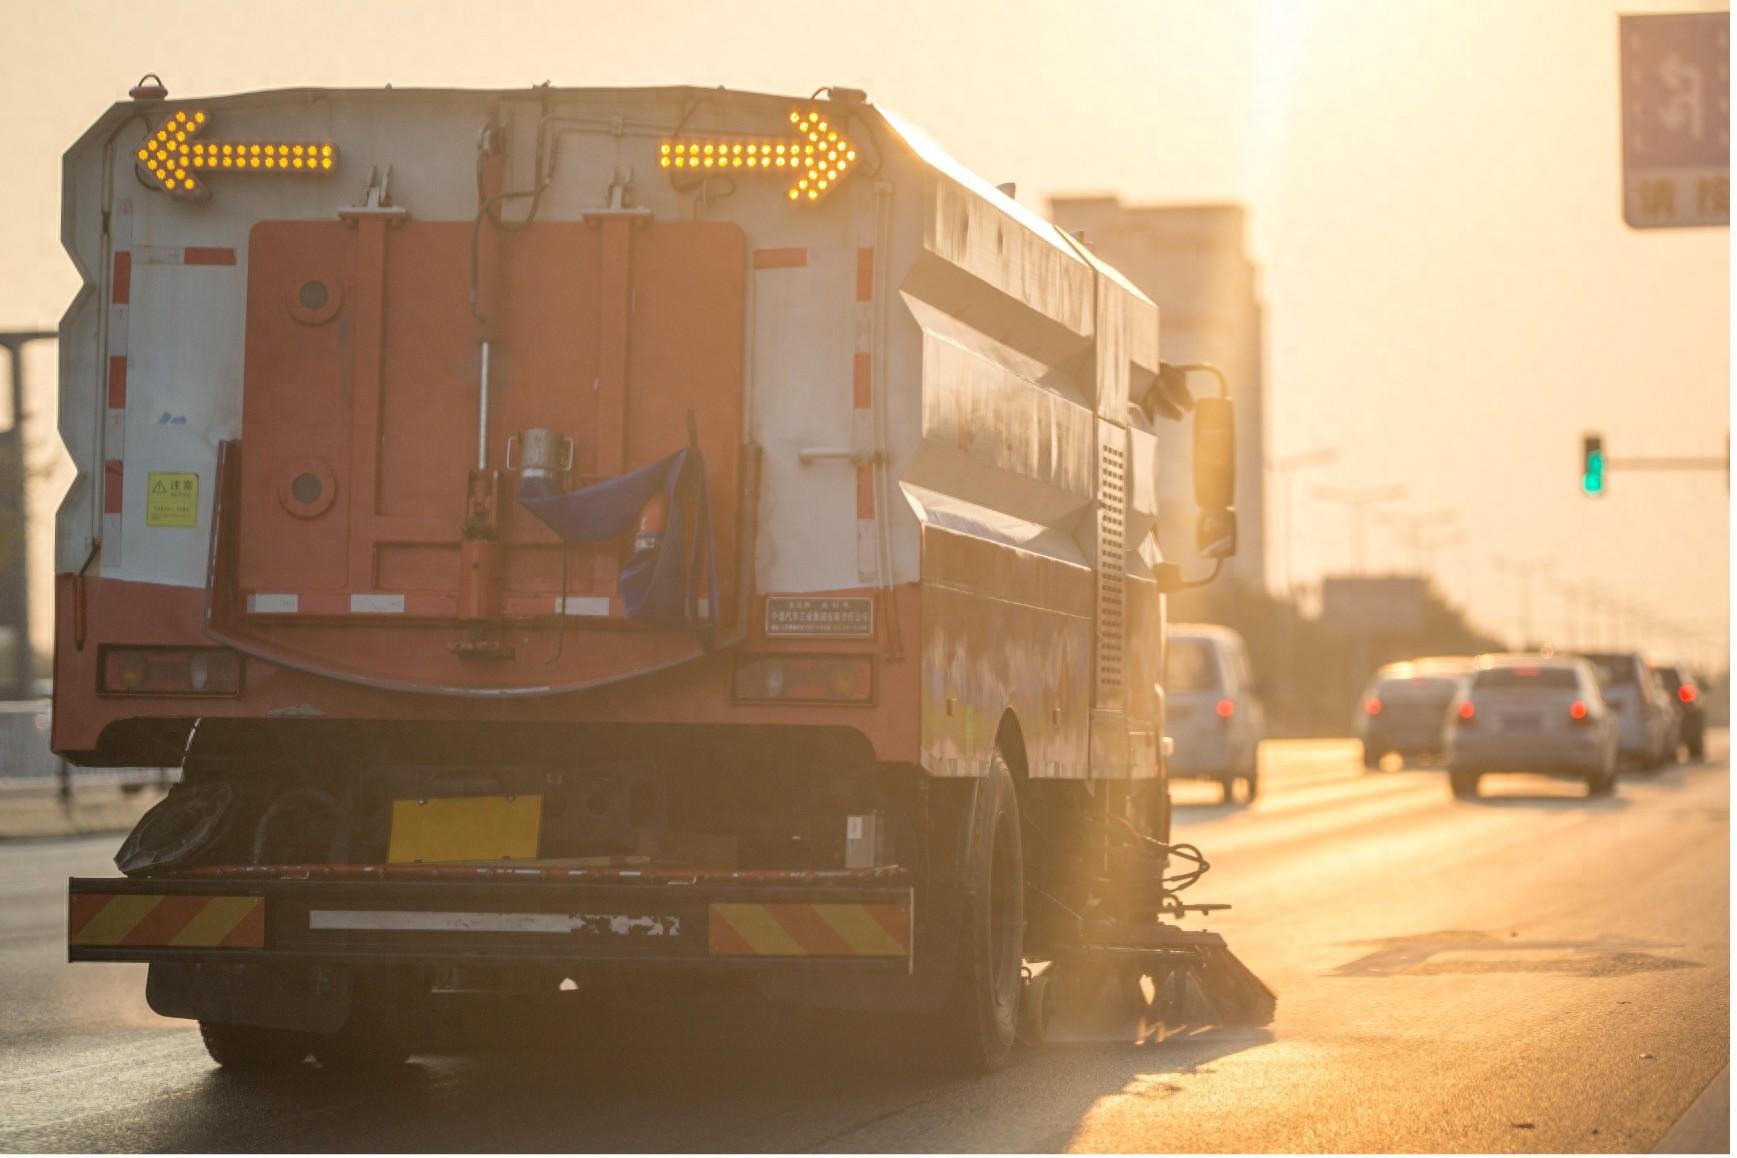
1364;697;1382;716
100;647;242;696
732;654;874;704
1679;685;1697;704
1569;700;1590;723
1455;701;1476;723
1215;698;1236;719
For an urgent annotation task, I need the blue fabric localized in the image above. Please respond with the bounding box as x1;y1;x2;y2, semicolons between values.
516;447;718;633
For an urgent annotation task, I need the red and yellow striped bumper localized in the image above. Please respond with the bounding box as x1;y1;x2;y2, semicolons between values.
68;893;265;950
708;902;911;957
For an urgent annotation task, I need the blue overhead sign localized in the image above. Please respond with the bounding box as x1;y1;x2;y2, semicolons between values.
1621;11;1730;228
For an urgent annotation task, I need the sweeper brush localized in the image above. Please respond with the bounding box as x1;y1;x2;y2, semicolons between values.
1022;816;1277;1045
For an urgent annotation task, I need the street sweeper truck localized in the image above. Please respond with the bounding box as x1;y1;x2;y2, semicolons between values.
56;78;1272;1071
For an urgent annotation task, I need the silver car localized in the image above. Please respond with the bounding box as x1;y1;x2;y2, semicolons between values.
1579;651;1676;769
1165;624;1266;803
1445;655;1618;799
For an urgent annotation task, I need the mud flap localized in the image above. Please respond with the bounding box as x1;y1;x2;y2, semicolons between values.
147;961;351;1034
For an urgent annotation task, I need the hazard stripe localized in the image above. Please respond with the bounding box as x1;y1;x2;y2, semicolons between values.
707;903;910;957
815;903;909;956
712;903;808;955
171;896;262;948
68;894;264;949
70;894;162;945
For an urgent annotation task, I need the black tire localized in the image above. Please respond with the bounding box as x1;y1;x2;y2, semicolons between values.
1218;776;1236;804
1586;766;1617;797
310;973;425;1070
1243;768;1260;803
1689;738;1705;761
938;752;1024;1073
1449;767;1481;799
199;1020;310;1071
1362;747;1382;772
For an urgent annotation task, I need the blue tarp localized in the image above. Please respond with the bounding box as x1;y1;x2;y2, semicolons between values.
516;447;718;634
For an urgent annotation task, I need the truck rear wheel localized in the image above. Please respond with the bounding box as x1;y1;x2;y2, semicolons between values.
310;972;425;1070
938;753;1024;1072
199;1021;310;1070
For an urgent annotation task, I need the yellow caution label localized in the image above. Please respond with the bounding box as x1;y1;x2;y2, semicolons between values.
145;472;199;527
387;795;543;864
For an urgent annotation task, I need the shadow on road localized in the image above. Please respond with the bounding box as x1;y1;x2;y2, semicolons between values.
149;992;1274;1153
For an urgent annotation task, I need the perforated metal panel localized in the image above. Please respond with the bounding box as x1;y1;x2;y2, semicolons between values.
1095;422;1128;707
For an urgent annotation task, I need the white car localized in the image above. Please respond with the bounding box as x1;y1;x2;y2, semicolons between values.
1445;654;1618;799
1165;624;1266;803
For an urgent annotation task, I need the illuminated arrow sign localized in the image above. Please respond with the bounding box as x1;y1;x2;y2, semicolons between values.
661;110;857;201
134;109;337;196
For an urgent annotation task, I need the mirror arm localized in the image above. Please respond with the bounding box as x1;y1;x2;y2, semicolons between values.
1166;361;1231;400
1152;558;1224;595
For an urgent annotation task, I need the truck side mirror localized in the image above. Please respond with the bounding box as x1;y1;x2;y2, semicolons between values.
1194;396;1236;511
1197;507;1238;560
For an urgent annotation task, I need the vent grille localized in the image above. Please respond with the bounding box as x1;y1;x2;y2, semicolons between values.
1096;432;1127;700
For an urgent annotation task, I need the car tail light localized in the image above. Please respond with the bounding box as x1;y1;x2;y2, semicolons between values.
1216;698;1235;719
732;654;874;704
1679;685;1697;704
1364;697;1382;716
1455;701;1476;723
1569;700;1590;723
100;647;242;696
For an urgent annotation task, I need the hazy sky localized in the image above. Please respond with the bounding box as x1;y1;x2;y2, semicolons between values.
5;0;1729;665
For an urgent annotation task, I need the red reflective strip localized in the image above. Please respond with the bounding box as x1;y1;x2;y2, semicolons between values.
865;903;912;950
183;247;236;266
107;356;128;409
707;910;756;956
218;900;266;948
296;592;350;615
853;352;871;409
856;248;874;301
856;464;875;518
68;893;109;937
402;593;458;616
119;895;203;946
752;248;807;269
112;251;131;305
104;461;123;513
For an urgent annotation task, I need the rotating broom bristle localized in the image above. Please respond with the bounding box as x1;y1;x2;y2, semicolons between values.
1192;940;1277;1028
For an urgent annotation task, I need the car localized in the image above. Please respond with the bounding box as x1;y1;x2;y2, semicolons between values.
1445;654;1618;799
1356;657;1473;769
1578;651;1676;769
1654;665;1706;761
1165;624;1266;803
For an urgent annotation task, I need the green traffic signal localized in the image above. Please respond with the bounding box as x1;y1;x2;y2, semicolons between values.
1581;434;1605;496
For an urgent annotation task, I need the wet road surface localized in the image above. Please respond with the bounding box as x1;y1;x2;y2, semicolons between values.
2;737;1727;1152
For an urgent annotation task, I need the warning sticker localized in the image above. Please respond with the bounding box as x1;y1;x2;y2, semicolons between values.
145;472;199;527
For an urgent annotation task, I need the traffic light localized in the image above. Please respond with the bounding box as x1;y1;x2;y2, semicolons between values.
1581;434;1606;496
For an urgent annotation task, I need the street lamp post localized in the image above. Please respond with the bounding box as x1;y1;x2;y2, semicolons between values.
1264;449;1338;597
1312;484;1406;575
1375;508;1459;574
0;331;53;701
1493;556;1554;649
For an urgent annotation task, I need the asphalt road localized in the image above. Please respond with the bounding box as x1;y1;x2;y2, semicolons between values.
1;737;1727;1153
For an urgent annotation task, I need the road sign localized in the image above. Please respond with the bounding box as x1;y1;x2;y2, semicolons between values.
1621;12;1730;229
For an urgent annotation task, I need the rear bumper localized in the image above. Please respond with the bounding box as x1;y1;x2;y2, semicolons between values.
1360;722;1447;753
69;871;917;973
1448;731;1607;775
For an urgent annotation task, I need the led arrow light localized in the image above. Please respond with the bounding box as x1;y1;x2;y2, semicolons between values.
135;109;337;196
661;110;857;201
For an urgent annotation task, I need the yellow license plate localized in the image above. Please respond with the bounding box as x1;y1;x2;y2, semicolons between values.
387;795;543;864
